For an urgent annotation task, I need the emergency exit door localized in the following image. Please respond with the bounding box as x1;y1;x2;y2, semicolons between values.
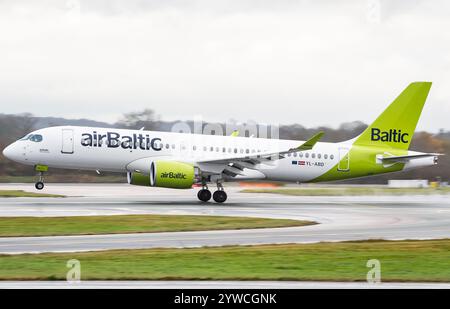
337;147;350;171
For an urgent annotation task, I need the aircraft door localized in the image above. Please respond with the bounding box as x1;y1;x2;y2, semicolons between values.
61;129;74;154
337;147;350;171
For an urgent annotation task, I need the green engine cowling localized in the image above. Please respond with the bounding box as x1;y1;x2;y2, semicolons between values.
128;161;195;189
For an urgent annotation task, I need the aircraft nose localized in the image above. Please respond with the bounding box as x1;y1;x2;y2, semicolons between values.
2;143;18;161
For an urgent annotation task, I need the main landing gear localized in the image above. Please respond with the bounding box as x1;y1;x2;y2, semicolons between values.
212;182;227;203
197;187;212;202
197;181;227;203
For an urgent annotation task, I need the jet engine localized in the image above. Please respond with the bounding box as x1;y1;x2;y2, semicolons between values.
127;161;195;189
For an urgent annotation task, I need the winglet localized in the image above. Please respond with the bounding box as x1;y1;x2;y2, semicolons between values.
230;130;239;137
295;131;324;151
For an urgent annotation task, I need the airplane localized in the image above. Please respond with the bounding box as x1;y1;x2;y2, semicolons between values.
2;82;440;203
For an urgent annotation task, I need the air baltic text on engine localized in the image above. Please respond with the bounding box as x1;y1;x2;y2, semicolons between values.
81;131;162;151
371;128;409;143
160;172;187;179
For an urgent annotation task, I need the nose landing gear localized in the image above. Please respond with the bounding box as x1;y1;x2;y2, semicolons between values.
35;179;44;190
34;165;48;191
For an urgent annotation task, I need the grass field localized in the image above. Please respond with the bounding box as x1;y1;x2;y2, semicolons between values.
242;186;450;196
0;190;64;198
0;239;449;281
0;215;315;237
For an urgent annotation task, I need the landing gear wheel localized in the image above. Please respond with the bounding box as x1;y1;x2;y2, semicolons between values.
213;190;227;203
197;189;212;202
35;171;45;190
35;181;44;190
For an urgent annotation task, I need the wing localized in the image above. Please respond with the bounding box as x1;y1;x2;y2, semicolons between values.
197;132;324;177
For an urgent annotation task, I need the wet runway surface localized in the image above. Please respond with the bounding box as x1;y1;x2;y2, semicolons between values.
0;184;449;254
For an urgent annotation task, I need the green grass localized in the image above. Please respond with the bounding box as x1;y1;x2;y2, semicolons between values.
0;190;64;198
0;215;315;237
242;187;450;196
0;239;449;281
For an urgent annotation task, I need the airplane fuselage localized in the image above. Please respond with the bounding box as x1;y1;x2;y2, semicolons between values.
3;125;435;183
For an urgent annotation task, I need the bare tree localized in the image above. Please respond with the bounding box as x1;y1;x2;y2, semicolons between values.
116;109;158;130
16;113;37;137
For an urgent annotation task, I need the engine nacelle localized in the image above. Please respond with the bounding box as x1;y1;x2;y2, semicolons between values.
128;161;195;189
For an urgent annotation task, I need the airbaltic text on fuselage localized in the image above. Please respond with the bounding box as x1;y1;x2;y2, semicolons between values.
371;128;409;143
81;131;162;151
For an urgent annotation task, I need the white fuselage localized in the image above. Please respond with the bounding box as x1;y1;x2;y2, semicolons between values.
3;125;435;184
5;126;348;182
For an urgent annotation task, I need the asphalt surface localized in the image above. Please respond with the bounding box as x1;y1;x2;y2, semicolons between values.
0;184;449;254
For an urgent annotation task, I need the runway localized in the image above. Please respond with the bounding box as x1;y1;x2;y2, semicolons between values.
0;184;449;254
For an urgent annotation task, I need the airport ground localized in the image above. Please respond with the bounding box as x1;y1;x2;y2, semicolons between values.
0;183;449;288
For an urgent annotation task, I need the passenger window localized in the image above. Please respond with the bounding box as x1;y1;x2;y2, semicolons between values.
299;152;303;158
324;154;328;159
318;154;321;159
293;153;297;157
193;145;197;151
311;153;315;159
305;153;309;158
330;154;334;160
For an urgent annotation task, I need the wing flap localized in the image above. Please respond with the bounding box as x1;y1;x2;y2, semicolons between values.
195;131;324;177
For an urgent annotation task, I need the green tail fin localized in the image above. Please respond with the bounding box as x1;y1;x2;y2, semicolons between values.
353;82;432;150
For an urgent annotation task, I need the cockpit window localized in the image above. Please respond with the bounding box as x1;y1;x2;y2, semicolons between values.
30;135;43;142
20;134;43;142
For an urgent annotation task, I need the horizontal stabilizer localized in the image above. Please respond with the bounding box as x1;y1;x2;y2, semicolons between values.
378;153;442;163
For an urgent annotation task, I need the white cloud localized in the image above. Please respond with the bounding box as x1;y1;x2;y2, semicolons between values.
0;0;449;131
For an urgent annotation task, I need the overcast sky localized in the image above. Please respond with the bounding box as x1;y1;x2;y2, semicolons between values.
0;0;449;131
